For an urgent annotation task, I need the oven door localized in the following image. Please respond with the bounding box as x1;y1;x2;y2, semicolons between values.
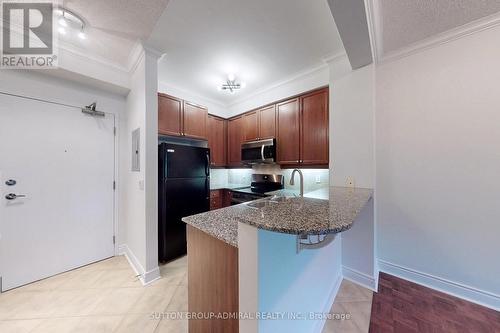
241;138;275;164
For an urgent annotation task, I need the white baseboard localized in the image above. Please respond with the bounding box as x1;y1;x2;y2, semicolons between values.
342;266;377;291
378;260;500;311
313;272;343;333
118;244;160;286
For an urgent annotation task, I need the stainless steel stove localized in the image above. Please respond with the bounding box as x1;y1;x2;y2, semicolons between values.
230;174;284;205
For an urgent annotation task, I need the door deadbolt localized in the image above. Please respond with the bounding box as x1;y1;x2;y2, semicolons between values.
5;179;16;186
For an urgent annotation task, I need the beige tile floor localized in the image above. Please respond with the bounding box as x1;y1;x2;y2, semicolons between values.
322;279;373;333
0;255;188;333
0;255;372;333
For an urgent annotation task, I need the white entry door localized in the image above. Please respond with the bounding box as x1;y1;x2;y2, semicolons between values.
0;93;115;291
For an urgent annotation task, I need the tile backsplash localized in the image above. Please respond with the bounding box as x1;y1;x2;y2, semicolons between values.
211;165;329;193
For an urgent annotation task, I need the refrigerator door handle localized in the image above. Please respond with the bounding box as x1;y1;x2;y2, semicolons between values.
205;177;210;200
205;153;210;177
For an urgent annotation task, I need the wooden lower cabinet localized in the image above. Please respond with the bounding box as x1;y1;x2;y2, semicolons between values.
210;190;223;210
187;225;239;333
222;190;233;207
210;190;233;210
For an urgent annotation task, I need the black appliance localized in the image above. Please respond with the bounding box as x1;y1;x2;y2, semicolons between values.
230;174;284;205
241;139;276;165
158;142;210;262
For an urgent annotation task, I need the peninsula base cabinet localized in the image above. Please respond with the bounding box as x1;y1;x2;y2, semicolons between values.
187;226;239;333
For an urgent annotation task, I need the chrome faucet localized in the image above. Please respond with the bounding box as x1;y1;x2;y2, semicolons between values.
289;169;304;197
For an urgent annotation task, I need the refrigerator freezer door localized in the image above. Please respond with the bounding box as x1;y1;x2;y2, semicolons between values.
160;143;210;179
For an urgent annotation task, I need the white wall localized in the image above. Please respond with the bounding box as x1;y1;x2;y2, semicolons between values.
121;47;161;284
376;25;500;309
0;70;127;248
329;57;375;188
327;56;376;290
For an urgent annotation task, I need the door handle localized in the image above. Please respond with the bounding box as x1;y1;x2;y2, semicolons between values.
205;154;210;176
5;193;26;200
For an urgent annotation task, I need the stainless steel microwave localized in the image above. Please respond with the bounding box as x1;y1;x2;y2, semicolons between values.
241;138;276;164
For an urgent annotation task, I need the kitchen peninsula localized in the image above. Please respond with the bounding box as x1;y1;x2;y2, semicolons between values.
182;186;374;333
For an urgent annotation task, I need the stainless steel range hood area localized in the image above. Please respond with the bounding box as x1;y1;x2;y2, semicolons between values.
241;138;276;165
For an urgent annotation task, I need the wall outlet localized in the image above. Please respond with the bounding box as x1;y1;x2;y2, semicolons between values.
315;175;321;184
346;176;355;188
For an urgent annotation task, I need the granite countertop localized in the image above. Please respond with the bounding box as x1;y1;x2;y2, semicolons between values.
210;183;249;191
182;186;373;248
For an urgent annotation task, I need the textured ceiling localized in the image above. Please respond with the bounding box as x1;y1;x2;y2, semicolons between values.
380;0;500;54
61;0;170;67
149;0;344;105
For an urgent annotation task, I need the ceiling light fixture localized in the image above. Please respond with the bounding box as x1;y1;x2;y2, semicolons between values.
219;74;245;93
56;7;87;40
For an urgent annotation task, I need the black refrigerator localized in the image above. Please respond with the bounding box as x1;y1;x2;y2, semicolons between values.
158;142;210;262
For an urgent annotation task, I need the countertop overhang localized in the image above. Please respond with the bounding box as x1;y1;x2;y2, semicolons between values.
182;186;373;248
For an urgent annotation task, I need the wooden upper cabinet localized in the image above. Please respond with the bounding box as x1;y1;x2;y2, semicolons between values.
276;98;301;165
158;94;182;136
183;102;208;140
207;115;226;167
227;116;245;166
243;111;259;142
258;105;276;140
300;88;329;165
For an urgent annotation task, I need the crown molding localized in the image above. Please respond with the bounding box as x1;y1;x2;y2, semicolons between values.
322;51;348;65
226;52;346;108
158;81;227;109
374;9;500;64
364;0;382;63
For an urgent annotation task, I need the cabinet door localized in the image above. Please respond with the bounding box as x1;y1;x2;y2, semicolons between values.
243;111;259;142
300;88;329;165
276;98;300;165
259;105;276;139
158;94;182;136
183;101;208;139
207;115;226;167
227;116;245;166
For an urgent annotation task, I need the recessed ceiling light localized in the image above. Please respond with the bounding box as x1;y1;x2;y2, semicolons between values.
58;27;66;35
227;73;235;81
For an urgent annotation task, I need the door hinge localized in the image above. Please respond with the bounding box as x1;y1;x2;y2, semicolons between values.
113;236;115;245
113;181;116;190
113;127;116;136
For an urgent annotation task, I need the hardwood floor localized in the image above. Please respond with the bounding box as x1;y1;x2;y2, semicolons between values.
369;272;500;333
